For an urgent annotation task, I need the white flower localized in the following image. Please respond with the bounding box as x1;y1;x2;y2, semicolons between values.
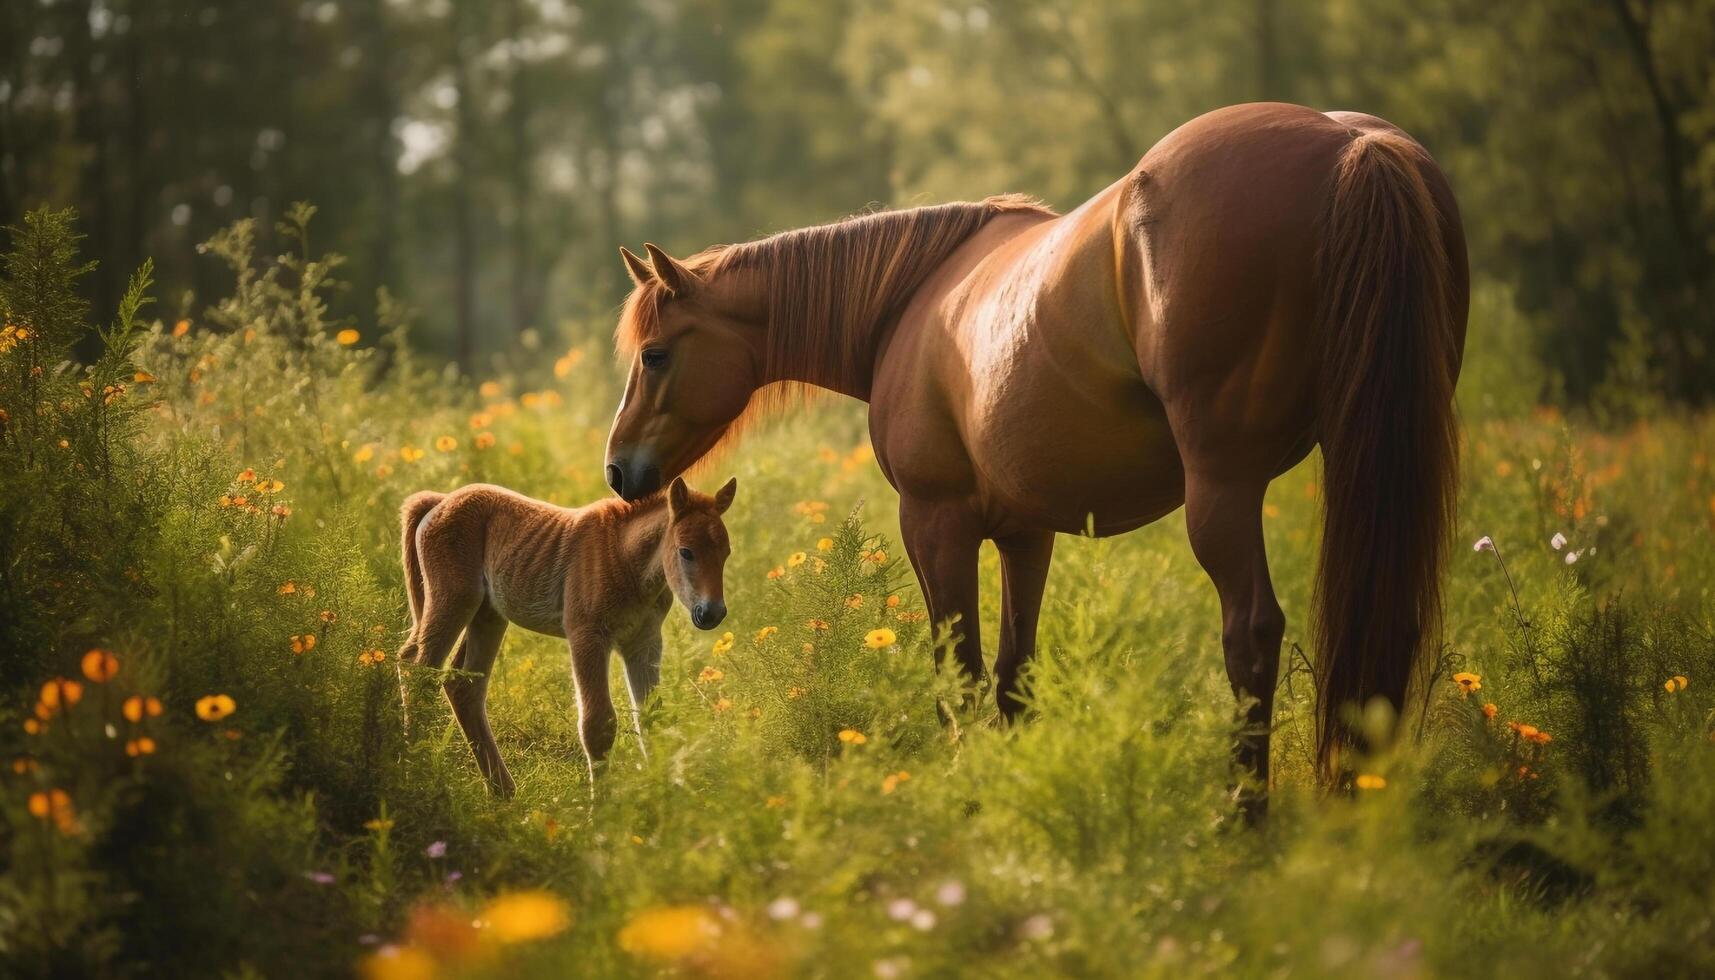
886;898;917;922
1564;550;1580;565
934;880;967;907
873;958;908;979
767;897;801;921
910;909;937;931
799;911;824;930
1020;913;1055;941
1473;536;1495;553
1550;531;1567;551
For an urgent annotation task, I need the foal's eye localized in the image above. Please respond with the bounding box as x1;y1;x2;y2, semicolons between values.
678;547;694;562
642;348;669;370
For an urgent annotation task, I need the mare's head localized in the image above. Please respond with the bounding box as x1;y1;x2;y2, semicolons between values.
605;244;762;501
662;475;739;630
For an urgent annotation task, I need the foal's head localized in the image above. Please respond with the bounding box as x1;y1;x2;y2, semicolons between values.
605;244;763;501
662;475;738;630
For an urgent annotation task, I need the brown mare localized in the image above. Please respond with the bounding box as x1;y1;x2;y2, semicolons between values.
603;103;1468;797
398;477;737;793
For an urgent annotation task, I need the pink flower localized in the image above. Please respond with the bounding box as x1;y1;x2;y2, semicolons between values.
1473;536;1495;553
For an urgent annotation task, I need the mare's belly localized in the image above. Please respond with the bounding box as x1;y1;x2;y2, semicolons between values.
965;370;1186;536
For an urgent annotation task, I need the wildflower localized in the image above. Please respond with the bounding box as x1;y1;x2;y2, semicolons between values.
1482;702;1498;720
886;594;901;608
698;666;725;683
765;795;787;809
289;633;317;654
134;371;156;383
766;566;785;580
11;757;37;775
754;626;778;643
807;619;830;632
336;329;360;345
767;897;801;921
354;444;375;463
521;392;541;409
845;594;863;609
1665;675;1690;693
479;890;571;943
80;649;120;682
1355;774;1387;790
124;736;158;757
816;537;834;552
1452;671;1481;694
787;686;806;700
365;816;395;832
27;788;76;833
425;840;447;859
881;770;911;794
787;551;807;568
1506;721;1539;739
838;728;867;745
935;881;966;907
1526;730;1553;745
897;611;927;623
172;319;190;337
869;549;888;564
279;581;297;595
865;628;898;650
1473;535;1494;552
618;904;725;963
435;435;457;452
358;649;387;665
473;431;496;450
479;380;503;398
712;631;735;655
375;464;394;478
358;944;436;980
1564;550;1580;565
23;719;40;735
122;695;164;723
40;678;83;709
1550;531;1567;551
271;504;291;519
260;478;285;493
713;697;733;712
320;609;337;623
400;445;425;463
886;898;918;922
195;694;236;722
237;468;257;484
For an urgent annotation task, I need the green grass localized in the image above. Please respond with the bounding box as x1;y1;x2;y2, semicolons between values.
3;209;1714;977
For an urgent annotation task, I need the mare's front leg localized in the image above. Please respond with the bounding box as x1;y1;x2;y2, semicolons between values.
899;496;987;699
564;623;618;779
994;530;1055;721
617;614;665;759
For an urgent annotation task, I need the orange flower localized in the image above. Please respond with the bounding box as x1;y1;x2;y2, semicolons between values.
1452;672;1481;694
172;319;190;337
125;736;158;757
336;329;360;345
279;581;297;595
40;678;82;710
766;567;785;580
122;695;164;723
473;431;496;450
837;728;867;745
289;634;317;654
195;694;237;722
1482;702;1498;720
27;788;77;833
881;770;911;794
1355;774;1387;790
435;435;458;452
80;649;120;682
886;594;901;609
845;594;863;609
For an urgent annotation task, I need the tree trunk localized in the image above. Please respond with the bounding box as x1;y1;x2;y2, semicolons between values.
451;8;478;371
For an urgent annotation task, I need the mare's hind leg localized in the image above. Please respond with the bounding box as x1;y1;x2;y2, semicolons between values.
1182;474;1284;821
993;530;1055;721
444;603;514;796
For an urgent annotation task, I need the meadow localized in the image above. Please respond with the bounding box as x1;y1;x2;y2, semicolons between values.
4;207;1715;979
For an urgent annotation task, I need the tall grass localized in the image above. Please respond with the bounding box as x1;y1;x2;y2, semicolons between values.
1;209;1713;977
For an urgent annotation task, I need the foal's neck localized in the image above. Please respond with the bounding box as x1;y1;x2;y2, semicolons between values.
610;496;671;597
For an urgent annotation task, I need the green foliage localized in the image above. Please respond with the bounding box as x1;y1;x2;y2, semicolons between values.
3;209;1715;976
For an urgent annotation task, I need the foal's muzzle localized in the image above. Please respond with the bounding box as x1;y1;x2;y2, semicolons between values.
691;599;726;630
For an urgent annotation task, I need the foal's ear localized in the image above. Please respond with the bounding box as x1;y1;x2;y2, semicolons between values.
643;243;695;297
667;476;690;519
619;246;654;288
713;477;738;514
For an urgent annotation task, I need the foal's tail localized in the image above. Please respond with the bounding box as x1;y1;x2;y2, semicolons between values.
1312;129;1462;782
400;491;446;640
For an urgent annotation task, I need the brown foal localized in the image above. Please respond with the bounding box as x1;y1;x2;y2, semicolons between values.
397;476;737;794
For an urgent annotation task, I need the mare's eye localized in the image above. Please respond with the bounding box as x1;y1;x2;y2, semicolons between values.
678;547;694;562
642;348;668;370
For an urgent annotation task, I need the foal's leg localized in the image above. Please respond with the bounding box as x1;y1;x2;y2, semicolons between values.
399;565;484;737
443;602;515;796
994;530;1055;721
1183;474;1284;821
617;624;664;758
564;624;618;779
899;496;987;688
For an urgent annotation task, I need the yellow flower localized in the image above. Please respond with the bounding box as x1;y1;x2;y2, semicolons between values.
365;816;394;832
479;380;503;399
400;445;425;463
521;392;541;409
766;566;784;580
336;329;360;345
838;728;867;745
434;435;458;452
133;371;156;383
279;580;297;595
864;628;898;649
845;594;863;609
881;770;911;794
617;905;723;961
698;666;725;683
754;626;778;643
359;944;437;980
195;694;236;721
289;633;317;654
480;890;572;944
1452;672;1481;694
787;551;807;568
80;649;120;682
353;444;375;463
1355;774;1387;790
816;537;834;552
1666;675;1690;693
711;631;735;655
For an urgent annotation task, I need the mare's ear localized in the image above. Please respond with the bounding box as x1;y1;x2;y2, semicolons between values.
620;246;654;288
667;476;690;520
713;477;738;514
643;243;695;297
